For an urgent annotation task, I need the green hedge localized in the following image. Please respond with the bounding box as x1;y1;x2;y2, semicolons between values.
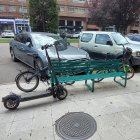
0;38;12;43
67;38;79;43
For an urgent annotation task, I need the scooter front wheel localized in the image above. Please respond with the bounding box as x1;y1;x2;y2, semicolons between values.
16;71;39;92
55;86;68;100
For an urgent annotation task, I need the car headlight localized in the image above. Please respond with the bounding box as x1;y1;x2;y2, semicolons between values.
132;51;140;57
136;51;140;57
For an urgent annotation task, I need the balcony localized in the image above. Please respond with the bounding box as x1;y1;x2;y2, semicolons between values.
58;4;88;18
57;0;88;7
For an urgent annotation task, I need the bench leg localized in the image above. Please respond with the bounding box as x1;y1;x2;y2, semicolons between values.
85;79;95;92
114;74;127;87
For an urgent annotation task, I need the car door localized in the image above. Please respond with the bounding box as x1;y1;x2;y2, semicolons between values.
94;34;114;59
20;34;36;67
12;34;24;60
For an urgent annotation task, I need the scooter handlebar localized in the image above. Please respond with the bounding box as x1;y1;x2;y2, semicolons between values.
41;41;60;50
41;44;53;50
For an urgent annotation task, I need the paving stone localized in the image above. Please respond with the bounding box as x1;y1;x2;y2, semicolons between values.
0;122;12;140
116;122;140;140
98;127;125;140
7;131;31;140
30;127;54;140
9;118;33;134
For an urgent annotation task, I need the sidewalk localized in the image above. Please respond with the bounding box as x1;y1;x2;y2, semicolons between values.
0;74;140;140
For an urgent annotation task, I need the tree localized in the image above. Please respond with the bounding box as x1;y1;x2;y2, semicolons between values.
29;0;58;33
89;0;140;33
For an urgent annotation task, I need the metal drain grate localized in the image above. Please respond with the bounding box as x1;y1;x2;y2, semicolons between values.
55;112;97;140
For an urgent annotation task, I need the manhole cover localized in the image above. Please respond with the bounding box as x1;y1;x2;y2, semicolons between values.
55;112;97;140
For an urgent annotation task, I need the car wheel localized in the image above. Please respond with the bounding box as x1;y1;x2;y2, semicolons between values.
10;49;18;62
34;58;44;69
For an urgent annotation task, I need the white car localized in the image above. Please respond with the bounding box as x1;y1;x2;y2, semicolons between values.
1;30;15;38
72;32;81;38
79;31;140;66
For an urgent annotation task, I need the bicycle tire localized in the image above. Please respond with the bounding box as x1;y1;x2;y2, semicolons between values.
90;70;105;83
65;81;75;85
16;71;39;92
120;65;134;80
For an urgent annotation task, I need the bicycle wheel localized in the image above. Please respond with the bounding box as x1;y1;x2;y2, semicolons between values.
16;71;39;92
65;81;75;85
120;65;135;80
91;70;105;83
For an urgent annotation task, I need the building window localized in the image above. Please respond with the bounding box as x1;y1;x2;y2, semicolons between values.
78;8;86;13
59;6;65;12
0;5;5;12
68;7;86;14
18;0;26;2
9;6;16;12
19;7;28;14
73;0;85;3
68;7;74;13
9;0;15;2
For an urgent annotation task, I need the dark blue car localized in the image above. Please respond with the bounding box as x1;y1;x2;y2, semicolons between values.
9;32;90;68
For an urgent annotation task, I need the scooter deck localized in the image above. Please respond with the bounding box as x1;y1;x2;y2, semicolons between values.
2;91;53;103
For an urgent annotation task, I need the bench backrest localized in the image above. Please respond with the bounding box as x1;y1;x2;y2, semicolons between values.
50;59;122;76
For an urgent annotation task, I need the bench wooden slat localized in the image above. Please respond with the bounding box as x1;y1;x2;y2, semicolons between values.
51;72;125;83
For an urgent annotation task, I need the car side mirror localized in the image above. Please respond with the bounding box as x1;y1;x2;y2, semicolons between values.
26;42;31;47
106;41;113;46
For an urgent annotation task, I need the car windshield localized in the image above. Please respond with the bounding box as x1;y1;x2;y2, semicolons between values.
31;34;67;50
111;33;128;45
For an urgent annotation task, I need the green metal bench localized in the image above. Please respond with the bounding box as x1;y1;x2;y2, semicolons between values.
50;59;127;92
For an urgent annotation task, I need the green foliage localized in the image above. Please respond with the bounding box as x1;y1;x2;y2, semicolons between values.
89;0;140;33
29;0;58;33
0;38;12;43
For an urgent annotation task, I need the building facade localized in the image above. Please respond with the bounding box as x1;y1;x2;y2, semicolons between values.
0;0;139;34
57;0;100;33
0;0;30;33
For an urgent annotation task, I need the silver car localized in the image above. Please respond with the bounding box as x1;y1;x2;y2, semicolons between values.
9;32;90;68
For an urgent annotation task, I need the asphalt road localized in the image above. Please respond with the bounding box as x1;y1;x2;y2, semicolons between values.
0;43;28;84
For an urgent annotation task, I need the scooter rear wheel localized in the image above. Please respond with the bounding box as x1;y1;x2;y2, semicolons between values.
3;95;20;110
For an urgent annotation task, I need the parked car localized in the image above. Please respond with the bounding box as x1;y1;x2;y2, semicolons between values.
79;31;140;66
1;30;14;38
9;32;90;68
73;32;81;38
127;34;140;42
125;36;140;46
66;33;73;38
